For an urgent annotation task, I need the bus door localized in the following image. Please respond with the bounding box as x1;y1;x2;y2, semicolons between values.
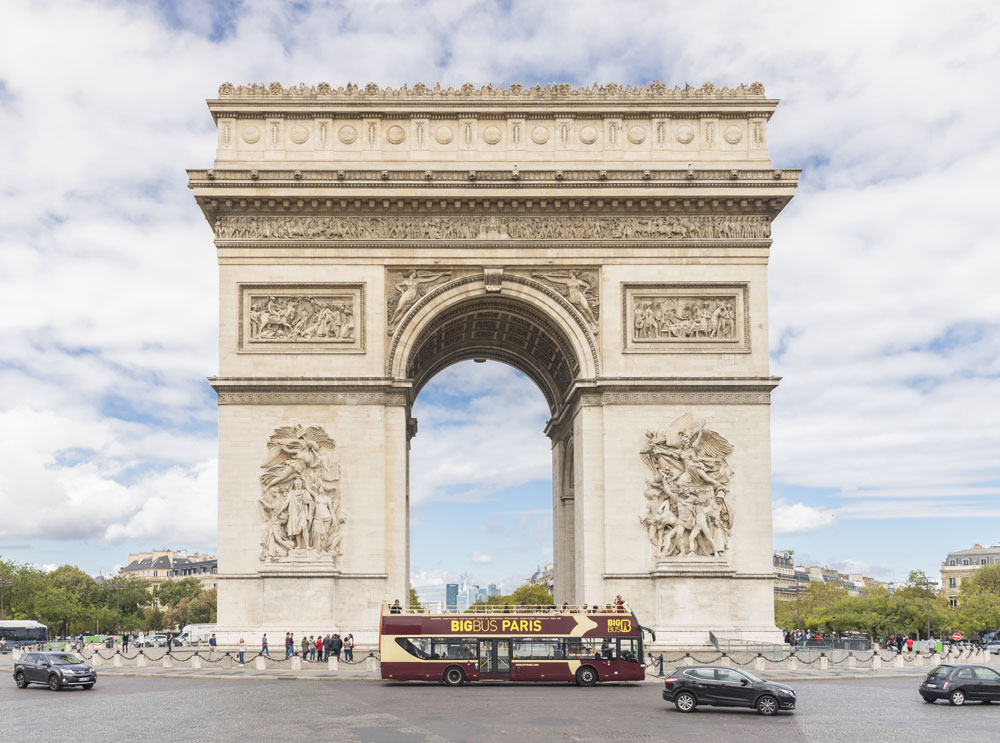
478;639;511;680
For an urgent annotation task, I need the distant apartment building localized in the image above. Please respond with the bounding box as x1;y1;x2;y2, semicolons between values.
941;544;1000;606
528;563;554;593
773;551;886;599
119;549;217;597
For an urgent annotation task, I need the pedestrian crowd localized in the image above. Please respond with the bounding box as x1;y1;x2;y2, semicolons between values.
262;631;355;662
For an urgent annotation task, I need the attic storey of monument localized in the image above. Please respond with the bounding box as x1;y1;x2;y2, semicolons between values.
191;81;799;648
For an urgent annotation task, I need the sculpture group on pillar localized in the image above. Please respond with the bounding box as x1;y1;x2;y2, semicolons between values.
258;424;346;562
639;413;734;560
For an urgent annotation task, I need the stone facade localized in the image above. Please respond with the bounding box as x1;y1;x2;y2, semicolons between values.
190;81;800;648
941;544;1000;605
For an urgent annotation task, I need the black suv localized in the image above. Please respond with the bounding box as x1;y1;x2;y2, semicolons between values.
13;652;96;691
663;666;796;715
920;664;1000;705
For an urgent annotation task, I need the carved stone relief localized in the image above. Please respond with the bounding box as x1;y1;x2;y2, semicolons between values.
215;215;770;241
623;283;749;354
639;414;733;560
386;269;453;335
258;424;345;563
240;284;364;353
531;270;600;333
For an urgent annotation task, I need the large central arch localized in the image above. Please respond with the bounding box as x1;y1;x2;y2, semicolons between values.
195;81;799;649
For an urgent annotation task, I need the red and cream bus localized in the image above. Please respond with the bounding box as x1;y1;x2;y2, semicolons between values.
379;604;647;686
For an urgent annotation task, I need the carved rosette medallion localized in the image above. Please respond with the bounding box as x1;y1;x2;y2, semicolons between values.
258;424;346;564
639;414;734;563
215;215;770;242
239;284;365;353
623;283;750;354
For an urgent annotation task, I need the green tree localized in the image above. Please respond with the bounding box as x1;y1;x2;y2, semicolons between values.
154;578;203;609
409;587;423;611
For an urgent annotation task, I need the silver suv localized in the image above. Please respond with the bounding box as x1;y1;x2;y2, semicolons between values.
14;652;96;691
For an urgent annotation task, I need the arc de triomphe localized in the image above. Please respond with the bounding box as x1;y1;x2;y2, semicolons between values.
189;81;798;647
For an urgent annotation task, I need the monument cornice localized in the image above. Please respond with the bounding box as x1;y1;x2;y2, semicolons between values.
209;376;410;405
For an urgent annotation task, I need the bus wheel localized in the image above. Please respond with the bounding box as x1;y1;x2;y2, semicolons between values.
443;666;465;686
576;666;598;686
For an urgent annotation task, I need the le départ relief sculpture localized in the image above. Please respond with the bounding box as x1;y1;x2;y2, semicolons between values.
258;424;346;562
639;413;734;561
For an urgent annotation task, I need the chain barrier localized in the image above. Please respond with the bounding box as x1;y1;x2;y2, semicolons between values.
760;654;794;663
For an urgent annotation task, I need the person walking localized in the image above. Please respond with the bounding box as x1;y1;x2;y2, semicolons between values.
237;638;246;665
344;634;354;663
285;633;293;659
208;633;218;660
261;633;270;658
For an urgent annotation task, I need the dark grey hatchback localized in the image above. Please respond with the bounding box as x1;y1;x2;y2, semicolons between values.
920;664;1000;705
13;652;96;691
663;666;796;715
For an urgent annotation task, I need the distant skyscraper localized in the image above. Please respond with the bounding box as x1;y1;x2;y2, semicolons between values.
488;584;499;597
445;583;459;611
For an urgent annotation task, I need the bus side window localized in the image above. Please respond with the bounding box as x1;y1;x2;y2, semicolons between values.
618;638;638;662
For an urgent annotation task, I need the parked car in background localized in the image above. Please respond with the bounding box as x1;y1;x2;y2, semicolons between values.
133;634;170;648
984;642;1000;656
13;652;96;691
920;664;1000;705
662;666;796;715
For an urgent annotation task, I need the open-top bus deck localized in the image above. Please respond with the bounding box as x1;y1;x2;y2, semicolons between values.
379;603;646;686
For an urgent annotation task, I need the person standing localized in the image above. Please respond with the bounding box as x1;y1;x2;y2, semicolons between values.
315;635;323;663
906;636;914;654
208;633;218;660
301;634;310;660
237;638;246;665
308;635;316;662
122;633;130;653
261;633;270;658
324;633;333;661
344;634;354;663
330;633;343;661
390;599;402;614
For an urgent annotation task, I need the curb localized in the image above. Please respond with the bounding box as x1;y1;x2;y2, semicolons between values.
105;672;381;682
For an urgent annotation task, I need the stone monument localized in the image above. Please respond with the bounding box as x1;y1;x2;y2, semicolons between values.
189;81;799;647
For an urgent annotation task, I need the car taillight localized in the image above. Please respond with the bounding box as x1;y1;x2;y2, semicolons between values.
942;681;949;691
664;677;679;684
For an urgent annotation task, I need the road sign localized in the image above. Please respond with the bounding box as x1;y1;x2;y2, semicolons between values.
952;632;963;641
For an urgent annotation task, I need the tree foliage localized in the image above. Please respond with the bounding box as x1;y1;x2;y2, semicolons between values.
470;583;554;609
409;587;423;611
0;555;216;635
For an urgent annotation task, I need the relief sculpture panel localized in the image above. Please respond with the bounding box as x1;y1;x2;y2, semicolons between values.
239;283;364;353
639;414;733;562
623;283;749;354
215;214;770;242
258;424;345;563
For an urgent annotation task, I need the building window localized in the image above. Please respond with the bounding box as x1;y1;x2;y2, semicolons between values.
949;560;955;566
949;578;956;588
963;559;969;565
949;598;958;607
982;559;988;565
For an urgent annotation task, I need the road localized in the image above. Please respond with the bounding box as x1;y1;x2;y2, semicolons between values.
1;674;996;743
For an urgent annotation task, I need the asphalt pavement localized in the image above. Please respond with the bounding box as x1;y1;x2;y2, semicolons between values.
2;670;998;743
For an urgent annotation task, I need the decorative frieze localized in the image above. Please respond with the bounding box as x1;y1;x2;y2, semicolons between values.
531;270;600;333
623;283;750;354
239;284;364;353
215;215;770;241
386;269;457;335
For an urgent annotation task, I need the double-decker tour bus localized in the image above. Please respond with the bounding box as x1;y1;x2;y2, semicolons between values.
379;603;647;686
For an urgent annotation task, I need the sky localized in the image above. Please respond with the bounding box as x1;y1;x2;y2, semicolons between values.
0;0;998;603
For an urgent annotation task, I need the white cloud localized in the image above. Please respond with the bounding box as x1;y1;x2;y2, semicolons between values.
772;498;836;535
471;552;494;564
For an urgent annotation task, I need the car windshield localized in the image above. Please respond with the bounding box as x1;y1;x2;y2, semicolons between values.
50;654;82;665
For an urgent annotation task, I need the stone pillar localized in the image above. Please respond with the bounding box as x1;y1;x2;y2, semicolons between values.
574;405;605;603
136;653;147;668
931;653;942;665
162;654;173;668
91;654;102;667
818;655;829;670
787;655;798;671
221;654;233;669
365;655;377;673
255;655;267;670
717;655;731;667
892;654;904;668
846;654;856;670
192;655;202;669
113;653;123;668
754;656;766;672
291;656;302;670
328;656;339;672
872;654;882;670
914;653;924;667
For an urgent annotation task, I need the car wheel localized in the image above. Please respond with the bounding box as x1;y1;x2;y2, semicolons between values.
82;683;94;690
48;675;62;691
443;666;465;686
949;689;966;706
575;666;598;687
757;695;779;716
922;695;935;703
674;691;697;712
14;672;28;689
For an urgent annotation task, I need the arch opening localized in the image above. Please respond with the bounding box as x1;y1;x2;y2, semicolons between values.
404;294;582;415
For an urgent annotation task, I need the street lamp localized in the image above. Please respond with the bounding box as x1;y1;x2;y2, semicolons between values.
110;581;127;638
916;579;936;640
0;579;12;620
